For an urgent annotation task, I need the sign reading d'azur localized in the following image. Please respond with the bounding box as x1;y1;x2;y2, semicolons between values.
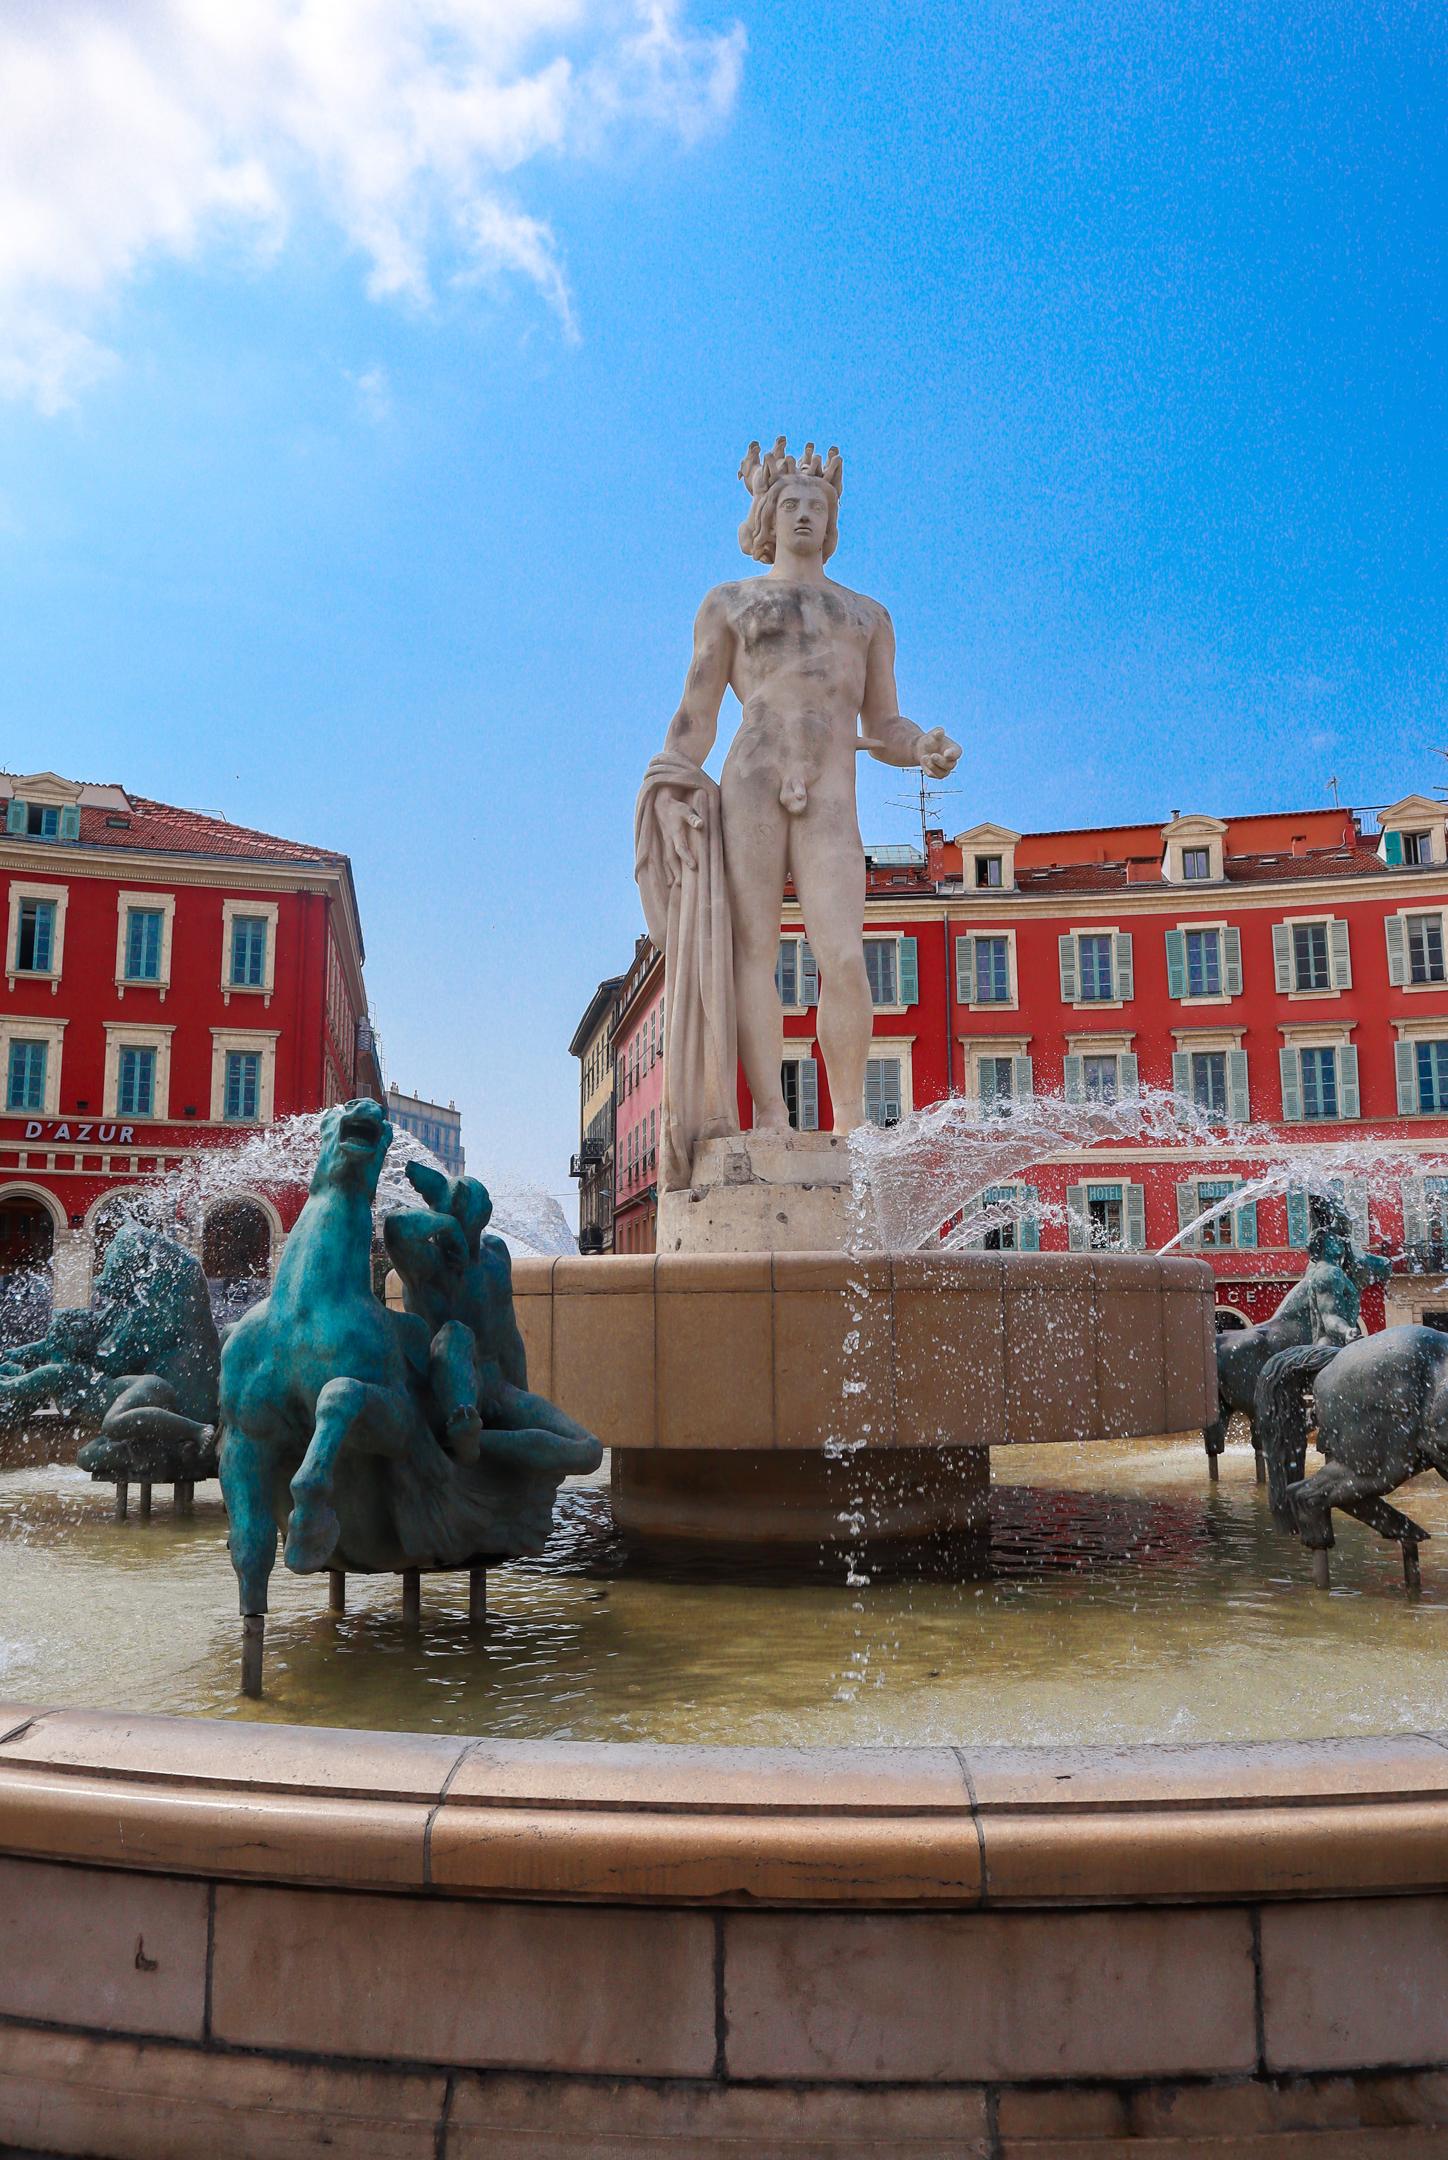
14;1120;140;1144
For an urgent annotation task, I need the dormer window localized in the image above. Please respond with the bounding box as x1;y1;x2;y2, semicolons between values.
1182;848;1211;881
975;854;1003;888
5;798;80;842
954;823;1021;893
1379;797;1448;867
1161;814;1227;884
1403;832;1430;864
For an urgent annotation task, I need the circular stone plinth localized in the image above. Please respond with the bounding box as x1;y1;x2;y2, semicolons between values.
511;1248;1218;1552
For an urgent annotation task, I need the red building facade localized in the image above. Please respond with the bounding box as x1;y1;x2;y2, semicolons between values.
0;769;381;1314
763;794;1448;1324
611;938;664;1254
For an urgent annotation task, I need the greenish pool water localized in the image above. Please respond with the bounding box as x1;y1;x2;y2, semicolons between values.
3;1437;1447;1747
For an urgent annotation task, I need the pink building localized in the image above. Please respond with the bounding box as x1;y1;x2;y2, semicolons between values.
612;938;664;1253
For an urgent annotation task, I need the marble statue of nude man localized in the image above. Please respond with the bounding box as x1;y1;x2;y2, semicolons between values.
641;439;961;1140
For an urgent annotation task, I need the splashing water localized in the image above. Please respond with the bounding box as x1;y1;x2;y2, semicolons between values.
845;1085;1448;1258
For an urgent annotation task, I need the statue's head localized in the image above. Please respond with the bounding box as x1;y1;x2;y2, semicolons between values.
738;436;842;564
313;1097;392;1199
404;1159;493;1257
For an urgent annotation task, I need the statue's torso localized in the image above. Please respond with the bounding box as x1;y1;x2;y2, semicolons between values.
712;576;883;798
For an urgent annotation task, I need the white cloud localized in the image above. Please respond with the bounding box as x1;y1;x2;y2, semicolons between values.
348;363;392;423
0;0;744;410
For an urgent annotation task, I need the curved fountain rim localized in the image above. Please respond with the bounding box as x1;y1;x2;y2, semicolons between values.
2;1700;1445;1908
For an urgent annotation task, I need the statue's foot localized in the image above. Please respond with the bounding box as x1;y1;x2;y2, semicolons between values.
284;1492;341;1573
445;1405;483;1466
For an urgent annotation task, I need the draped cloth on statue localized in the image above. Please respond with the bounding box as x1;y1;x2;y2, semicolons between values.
634;752;740;1191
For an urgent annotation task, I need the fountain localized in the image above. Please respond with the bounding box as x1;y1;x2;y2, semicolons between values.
9;445;1448;2153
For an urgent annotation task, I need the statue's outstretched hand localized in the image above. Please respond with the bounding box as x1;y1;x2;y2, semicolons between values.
917;726;962;780
658;791;705;878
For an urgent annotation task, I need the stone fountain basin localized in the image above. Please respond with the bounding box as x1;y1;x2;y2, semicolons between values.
513;1248;1219;1550
3;1706;1448;2152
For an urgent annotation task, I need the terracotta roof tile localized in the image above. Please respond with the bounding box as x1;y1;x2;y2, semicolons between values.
69;795;345;867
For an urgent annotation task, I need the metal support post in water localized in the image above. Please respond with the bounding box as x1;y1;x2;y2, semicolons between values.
175;1480;193;1518
114;1481;128;1523
328;1570;346;1614
1404;1541;1422;1593
241;1614;265;1699
1312;1548;1332;1591
469;1567;487;1628
402;1568;421;1627
139;1482;152;1519
1254;1450;1266;1488
1208;1453;1219;1484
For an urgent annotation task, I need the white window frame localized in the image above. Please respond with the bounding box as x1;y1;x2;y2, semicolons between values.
5;880;69;995
1278;1022;1358;1124
778;1050;820;1131
962;1034;1032;1108
956;927;1018;1012
220;899;280;1006
863;1035;915;1123
114;890;178;1001
1063;1032;1138;1104
1060;925;1133;1010
103;1023;175;1122
862;934;918;1015
0;1016;67;1116
210;1028;280;1124
1275;912;1350;998
776;935;818;1013
1386;906;1448;993
1170;1026;1249;1125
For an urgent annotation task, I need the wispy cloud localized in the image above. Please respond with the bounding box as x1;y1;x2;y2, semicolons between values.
0;0;744;412
348;363;392;424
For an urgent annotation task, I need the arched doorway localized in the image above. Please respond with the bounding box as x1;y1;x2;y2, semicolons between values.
203;1199;274;1327
1214;1307;1250;1334
0;1190;56;1347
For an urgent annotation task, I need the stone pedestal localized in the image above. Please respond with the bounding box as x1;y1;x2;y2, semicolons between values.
656;1132;856;1256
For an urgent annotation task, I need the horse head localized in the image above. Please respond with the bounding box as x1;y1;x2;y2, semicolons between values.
311;1098;393;1203
404;1159;493;1258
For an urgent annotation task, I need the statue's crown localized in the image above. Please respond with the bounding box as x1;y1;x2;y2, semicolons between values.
738;436;842;501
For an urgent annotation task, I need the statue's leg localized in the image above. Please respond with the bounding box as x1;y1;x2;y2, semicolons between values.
721;776;791;1130
429;1321;483;1464
483;1377;603;1476
788;809;871;1134
0;1361;89;1428
220;1431;278;1615
1289;1455;1415;1552
285;1377;417;1572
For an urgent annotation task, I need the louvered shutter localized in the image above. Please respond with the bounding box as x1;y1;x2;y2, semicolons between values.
1066;1182;1089;1251
1176;1182;1199;1249
1113;932;1134;999
955;935;975;1004
1020;1185;1040;1252
1385;916;1409;987
1012;1054;1034;1100
1226;1049;1250;1124
1402;1178;1427;1249
1172;1049;1192;1106
798;1058;819;1131
1165;929;1187;999
1058;934;1079;1002
1272;923;1293;992
59;805;80;840
801;942;819;1006
1063;1053;1085;1103
1329;918;1352;989
1385;829;1405;865
1286;1188;1310;1249
1337;1043;1360;1118
5;799;24;835
1235;1195;1258;1248
1279;1046;1303;1121
1345;1178;1370;1248
774;941;793;1003
1119;1052;1139;1099
1396;1038;1419;1114
1123;1183;1147;1250
897;937;918;1005
1222;926;1243;995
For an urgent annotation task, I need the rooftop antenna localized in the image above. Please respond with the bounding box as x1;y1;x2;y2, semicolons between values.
885;769;961;860
1431;748;1448;802
1326;776;1341;808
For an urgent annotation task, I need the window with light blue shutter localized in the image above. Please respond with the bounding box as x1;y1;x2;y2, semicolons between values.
224;1050;262;1121
125;909;163;981
1299;1046;1339;1119
5;799;25;835
897;937;918;1005
230;915;268;988
973;935;1010;1003
864;1057;903;1125
1185;928;1221;997
16;899;55;973
1384;828;1405;865
5;1039;46;1111
59;805;80;840
117;1046;156;1117
1165;929;1187;998
1077;934;1114;1001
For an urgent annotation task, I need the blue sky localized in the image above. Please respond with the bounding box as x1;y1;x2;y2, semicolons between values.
0;1;1442;1199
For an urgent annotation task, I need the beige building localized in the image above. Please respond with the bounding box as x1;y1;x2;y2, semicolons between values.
568;964;627;1253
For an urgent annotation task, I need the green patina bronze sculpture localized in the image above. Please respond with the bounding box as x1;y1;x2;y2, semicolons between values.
0;1225;220;1512
218;1098;600;1692
1206;1193;1390;1475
